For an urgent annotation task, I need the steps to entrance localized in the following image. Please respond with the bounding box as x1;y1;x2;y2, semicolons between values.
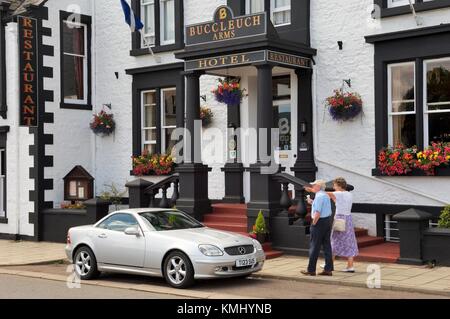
353;227;399;263
203;204;283;260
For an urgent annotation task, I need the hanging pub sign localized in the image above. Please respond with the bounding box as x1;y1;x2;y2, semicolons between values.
18;16;38;127
186;6;267;46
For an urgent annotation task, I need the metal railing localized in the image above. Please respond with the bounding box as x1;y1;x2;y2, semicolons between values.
384;215;400;242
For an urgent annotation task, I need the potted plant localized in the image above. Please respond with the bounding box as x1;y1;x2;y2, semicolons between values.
250;211;268;243
212;78;246;106
416;142;450;176
438;206;450;229
378;144;417;176
423;205;450;266
90;110;116;136
132;151;175;176
325;89;363;122
200;106;214;128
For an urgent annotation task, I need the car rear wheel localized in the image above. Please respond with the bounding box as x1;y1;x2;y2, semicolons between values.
163;251;195;289
74;246;100;280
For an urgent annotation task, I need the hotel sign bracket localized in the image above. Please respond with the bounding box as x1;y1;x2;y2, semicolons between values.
184;50;312;72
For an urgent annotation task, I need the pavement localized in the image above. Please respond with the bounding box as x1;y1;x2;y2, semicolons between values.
0;240;449;297
0;240;66;266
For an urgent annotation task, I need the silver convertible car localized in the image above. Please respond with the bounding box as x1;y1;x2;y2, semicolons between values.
65;208;265;288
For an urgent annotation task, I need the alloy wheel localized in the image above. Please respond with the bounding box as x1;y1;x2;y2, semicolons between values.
75;251;92;277
166;256;187;285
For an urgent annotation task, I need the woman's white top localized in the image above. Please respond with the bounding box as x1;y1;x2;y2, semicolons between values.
334;191;353;216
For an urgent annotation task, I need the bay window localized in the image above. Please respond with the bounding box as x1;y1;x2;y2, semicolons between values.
246;0;291;26
60;11;91;110
141;88;177;154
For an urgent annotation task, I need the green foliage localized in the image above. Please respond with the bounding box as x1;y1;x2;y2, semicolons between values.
100;183;127;208
438;206;450;229
253;211;268;234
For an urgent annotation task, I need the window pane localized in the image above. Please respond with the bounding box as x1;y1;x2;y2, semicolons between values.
63;55;84;100
144;104;157;128
274;0;290;7
428;112;450;143
161;0;175;43
98;214;138;232
63;23;85;55
163;90;176;127
142;1;155;45
392;101;415;113
144;144;156;154
248;0;265;13
144;129;157;142
390;64;415;112
164;128;176;154
426;59;450;106
392;114;416;146
144;91;156;105
273;11;291;25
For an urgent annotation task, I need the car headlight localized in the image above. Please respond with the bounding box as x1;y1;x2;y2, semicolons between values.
252;239;263;251
198;245;224;256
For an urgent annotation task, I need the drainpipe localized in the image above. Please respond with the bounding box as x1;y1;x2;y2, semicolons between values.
0;2;10;119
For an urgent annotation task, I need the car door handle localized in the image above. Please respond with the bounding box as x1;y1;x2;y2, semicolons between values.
98;234;107;239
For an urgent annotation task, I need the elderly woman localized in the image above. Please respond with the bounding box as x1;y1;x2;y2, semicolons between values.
326;177;359;273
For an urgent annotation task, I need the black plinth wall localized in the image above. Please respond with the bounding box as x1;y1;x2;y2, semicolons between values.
222;103;245;203
247;64;281;231
176;71;212;220
291;68;317;184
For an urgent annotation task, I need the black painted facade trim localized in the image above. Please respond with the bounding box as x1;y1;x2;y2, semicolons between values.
130;0;184;56
0;125;7;221
374;0;450;18
130;63;185;157
0;2;9;119
59;11;92;110
366;22;450;171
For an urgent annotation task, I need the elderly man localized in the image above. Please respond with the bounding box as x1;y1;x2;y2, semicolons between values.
301;180;334;276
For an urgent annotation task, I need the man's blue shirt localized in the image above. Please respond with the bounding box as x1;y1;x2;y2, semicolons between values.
311;191;332;219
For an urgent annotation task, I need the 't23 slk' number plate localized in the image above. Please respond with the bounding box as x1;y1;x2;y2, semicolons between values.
236;258;256;268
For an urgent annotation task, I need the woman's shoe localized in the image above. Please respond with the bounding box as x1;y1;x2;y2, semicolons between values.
342;268;355;273
320;263;325;269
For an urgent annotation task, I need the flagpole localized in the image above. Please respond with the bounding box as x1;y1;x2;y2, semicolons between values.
139;29;161;63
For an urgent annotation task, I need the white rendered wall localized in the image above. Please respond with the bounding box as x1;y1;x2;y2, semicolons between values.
43;0;94;208
0;23;35;236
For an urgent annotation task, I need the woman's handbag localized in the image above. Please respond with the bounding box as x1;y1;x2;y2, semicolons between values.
333;218;346;232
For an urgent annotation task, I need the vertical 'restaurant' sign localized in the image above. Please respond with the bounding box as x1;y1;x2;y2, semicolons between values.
18;16;38;127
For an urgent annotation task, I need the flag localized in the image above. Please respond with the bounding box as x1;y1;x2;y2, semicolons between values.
120;0;144;32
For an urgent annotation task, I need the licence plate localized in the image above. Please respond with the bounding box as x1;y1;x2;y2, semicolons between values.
235;258;256;268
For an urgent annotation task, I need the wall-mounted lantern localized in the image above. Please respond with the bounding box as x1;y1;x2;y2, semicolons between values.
63;166;94;203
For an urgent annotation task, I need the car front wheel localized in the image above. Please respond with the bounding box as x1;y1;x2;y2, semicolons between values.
163;251;195;289
74;246;100;280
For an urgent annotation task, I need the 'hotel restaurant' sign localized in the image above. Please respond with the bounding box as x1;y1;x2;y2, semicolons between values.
186;6;267;46
18;16;39;127
185;50;312;72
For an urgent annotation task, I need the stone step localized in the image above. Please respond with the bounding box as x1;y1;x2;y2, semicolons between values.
354;228;369;237
203;214;248;224
357;236;385;249
204;222;248;233
211;204;248;215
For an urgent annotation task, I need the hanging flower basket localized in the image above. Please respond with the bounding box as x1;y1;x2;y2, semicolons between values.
212;78;246;106
200;106;214;128
90;110;116;136
326;90;363;121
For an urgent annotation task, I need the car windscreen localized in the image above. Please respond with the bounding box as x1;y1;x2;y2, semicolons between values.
139;210;204;231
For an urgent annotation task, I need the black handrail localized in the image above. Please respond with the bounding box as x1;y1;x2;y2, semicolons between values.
144;173;180;208
272;173;309;222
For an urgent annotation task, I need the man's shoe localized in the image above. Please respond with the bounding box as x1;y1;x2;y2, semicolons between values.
301;270;316;276
318;271;333;276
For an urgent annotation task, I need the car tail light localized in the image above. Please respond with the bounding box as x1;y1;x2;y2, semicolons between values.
66;232;71;245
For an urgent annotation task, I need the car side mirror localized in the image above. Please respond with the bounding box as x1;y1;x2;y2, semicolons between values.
124;227;141;237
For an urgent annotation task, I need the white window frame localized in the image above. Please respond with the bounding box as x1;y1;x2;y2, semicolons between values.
271;0;291;27
63;20;88;105
0;149;5;218
387;0;415;8
246;0;291;27
160;0;175;46
387;61;416;146
141;0;156;47
141;90;158;153
423;57;450;146
161;88;177;153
